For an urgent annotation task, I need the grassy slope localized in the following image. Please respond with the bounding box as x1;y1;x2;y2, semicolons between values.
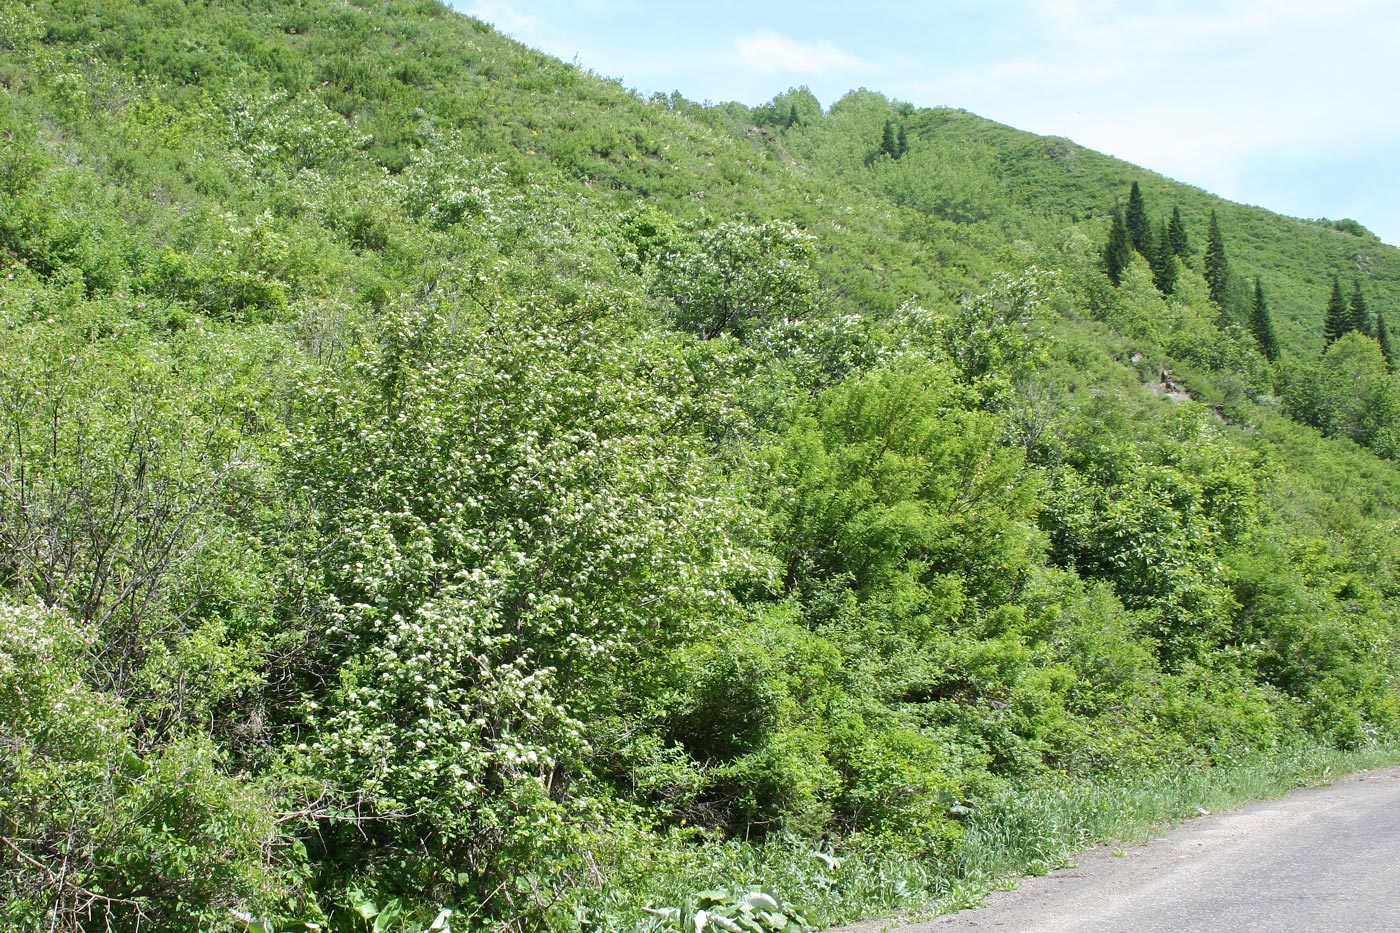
11;0;1398;345
766;94;1400;355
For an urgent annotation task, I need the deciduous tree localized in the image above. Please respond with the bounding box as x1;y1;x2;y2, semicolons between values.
653;219;821;341
1284;332;1400;451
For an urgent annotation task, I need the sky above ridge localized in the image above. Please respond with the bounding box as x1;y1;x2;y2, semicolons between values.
451;0;1400;247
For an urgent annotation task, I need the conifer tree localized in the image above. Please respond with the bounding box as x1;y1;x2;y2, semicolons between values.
1204;210;1230;310
1168;206;1189;257
1126;182;1151;257
1350;280;1373;337
1251;277;1279;361
786;103;799;128
896;123;909;158
1151;217;1177;295
1323;276;1350;346
1378;312;1396;370
1103;206;1132;286
881;120;899;160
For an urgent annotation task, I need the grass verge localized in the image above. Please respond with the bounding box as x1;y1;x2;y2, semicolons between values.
814;742;1400;930
608;743;1400;932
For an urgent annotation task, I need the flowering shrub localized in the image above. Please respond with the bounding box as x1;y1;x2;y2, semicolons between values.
281;285;772;921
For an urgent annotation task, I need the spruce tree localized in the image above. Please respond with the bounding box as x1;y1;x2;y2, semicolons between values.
1168;205;1189;257
1251;277;1279;361
1151;217;1177;295
786;103;799;128
1126;182;1151;257
896;123;909;158
1378;312;1396;370
1204;210;1230;310
1103;206;1132;286
1349;280;1372;337
881;120;899;160
1323;276;1350;346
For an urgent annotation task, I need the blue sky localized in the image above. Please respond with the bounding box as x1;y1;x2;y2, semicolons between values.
451;1;1400;246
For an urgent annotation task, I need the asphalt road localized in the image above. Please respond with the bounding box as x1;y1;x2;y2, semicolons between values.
833;766;1400;933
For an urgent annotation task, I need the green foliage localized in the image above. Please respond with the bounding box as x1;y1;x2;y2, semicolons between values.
1349;280;1372;337
1227;540;1399;746
768;362;1037;605
1281;332;1400;456
936;267;1055;409
3;2;1400;930
618;204;682;272
1204;210;1230;313
1167;206;1189;257
874;119;909;162
1150;218;1176;295
1250;278;1279;362
1327;218;1373;238
1125;182;1151;258
0;312;291;732
1042;400;1262;664
1323;276;1351;346
652;220;821;341
1378;312;1396;370
752;87;823;130
0;602;298;933
645;888;812;933
660;614;841;838
881;120;900;161
1102;207;1131;286
281;289;768;917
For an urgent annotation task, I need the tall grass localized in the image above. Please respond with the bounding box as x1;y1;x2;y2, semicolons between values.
601;744;1400;932
834;743;1400;928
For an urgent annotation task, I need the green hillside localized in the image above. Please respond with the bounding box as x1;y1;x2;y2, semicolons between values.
2;1;1399;931
766;92;1400;353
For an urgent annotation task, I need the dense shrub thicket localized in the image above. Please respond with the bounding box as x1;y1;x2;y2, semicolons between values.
2;1;1398;930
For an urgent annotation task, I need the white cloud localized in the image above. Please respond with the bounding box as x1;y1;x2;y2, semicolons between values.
733;30;867;75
